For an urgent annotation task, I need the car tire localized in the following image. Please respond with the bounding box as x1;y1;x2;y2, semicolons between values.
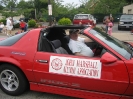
118;26;121;30
0;64;28;96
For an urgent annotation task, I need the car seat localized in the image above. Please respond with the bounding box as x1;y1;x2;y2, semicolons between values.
63;35;73;54
39;37;55;52
51;39;68;54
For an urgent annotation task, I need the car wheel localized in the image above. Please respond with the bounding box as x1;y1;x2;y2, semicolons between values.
0;64;28;96
118;26;121;30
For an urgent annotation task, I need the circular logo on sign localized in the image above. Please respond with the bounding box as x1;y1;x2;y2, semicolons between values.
51;58;62;70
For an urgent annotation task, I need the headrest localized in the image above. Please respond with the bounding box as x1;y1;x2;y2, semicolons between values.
51;40;61;49
64;35;70;43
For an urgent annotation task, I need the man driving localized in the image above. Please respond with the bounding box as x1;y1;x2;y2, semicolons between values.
68;29;94;57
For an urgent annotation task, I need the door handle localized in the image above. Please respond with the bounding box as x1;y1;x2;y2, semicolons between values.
37;60;48;63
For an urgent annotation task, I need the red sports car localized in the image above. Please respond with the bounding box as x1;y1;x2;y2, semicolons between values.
0;25;133;99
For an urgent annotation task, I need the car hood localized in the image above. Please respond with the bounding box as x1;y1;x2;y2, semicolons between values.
120;19;133;22
0;38;6;41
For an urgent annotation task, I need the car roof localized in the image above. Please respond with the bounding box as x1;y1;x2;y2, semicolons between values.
40;25;90;38
121;14;133;17
75;14;91;16
44;25;89;30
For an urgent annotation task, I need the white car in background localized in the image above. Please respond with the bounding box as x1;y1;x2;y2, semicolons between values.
73;14;96;25
13;19;20;25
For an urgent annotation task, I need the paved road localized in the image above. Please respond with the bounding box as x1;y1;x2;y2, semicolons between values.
96;23;131;33
0;89;76;99
0;23;131;99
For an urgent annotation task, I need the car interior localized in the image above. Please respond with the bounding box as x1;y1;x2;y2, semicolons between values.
38;26;107;57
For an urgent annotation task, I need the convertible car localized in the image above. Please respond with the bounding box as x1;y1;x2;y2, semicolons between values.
0;25;133;99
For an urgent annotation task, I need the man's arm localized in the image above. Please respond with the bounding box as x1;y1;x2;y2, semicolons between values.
84;37;93;42
74;52;84;56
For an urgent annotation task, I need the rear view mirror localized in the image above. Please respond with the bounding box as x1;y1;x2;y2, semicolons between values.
100;52;117;63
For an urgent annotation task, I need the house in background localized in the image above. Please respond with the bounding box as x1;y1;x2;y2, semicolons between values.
123;3;133;14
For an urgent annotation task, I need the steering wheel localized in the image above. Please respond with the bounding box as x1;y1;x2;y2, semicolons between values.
93;44;103;56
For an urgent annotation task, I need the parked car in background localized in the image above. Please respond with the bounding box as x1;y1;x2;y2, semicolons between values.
13;19;20;25
118;14;133;30
73;14;96;26
131;27;133;33
19;18;30;23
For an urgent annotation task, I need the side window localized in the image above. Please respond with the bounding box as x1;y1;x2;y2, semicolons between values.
89;15;92;20
68;32;106;57
88;15;91;20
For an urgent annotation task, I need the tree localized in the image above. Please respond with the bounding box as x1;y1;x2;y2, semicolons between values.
79;0;88;5
34;0;48;19
0;0;17;10
125;0;133;4
0;5;4;10
0;0;18;18
17;0;34;18
88;0;127;14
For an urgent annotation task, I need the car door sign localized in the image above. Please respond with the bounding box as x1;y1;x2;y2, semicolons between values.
49;56;102;79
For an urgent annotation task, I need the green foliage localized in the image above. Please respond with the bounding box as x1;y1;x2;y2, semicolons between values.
28;19;36;28
0;5;4;10
0;0;131;24
88;0;127;14
58;18;72;25
39;18;46;22
0;19;6;25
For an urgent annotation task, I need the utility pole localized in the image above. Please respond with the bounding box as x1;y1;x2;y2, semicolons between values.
48;0;52;26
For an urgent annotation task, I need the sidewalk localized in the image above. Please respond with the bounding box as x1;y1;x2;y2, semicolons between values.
0;28;133;42
112;33;133;42
0;28;32;37
0;28;20;37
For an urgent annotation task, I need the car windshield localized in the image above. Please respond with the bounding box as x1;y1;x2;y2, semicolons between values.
120;15;133;20
74;15;88;19
0;32;27;46
89;27;132;60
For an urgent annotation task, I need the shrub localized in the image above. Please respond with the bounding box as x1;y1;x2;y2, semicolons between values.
58;18;72;25
39;18;46;22
0;19;6;25
35;23;42;28
28;19;36;28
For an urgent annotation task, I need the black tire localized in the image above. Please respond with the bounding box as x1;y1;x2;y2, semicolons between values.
118;26;121;30
0;64;28;96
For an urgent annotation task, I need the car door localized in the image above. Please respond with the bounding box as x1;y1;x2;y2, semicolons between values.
33;51;129;95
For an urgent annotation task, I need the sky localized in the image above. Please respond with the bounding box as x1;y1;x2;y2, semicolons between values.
62;0;81;6
24;0;81;6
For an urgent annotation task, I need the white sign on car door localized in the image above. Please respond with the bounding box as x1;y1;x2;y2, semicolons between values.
49;56;102;79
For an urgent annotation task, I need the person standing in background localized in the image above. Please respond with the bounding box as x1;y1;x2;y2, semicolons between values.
108;19;113;36
103;16;110;33
6;17;13;36
0;22;4;33
19;20;26;32
110;14;114;24
24;21;28;32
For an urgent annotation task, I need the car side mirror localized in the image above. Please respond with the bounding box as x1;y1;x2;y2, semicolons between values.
100;52;117;63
